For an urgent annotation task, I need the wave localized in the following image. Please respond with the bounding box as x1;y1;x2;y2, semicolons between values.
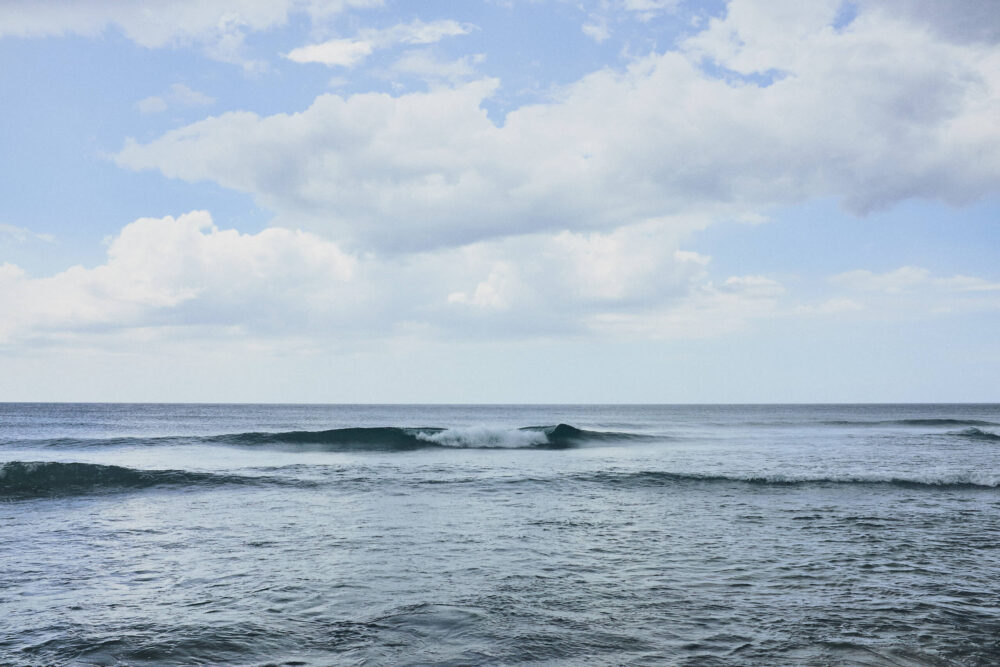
0;461;281;499
820;418;999;427
205;423;640;451
5;423;647;452
577;470;1000;489
949;427;1000;442
20;436;167;450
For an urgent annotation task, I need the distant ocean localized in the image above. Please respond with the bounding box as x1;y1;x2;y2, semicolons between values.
2;403;998;666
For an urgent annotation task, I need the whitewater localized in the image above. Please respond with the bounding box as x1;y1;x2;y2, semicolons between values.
2;403;999;665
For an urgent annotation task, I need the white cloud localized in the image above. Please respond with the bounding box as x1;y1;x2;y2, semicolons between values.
381;19;471;45
448;269;516;309
119;2;1000;254
390;50;485;83
0;210;734;345
0;211;358;343
621;0;679;10
0;0;383;68
683;0;841;74
441;219;709;314
6;213;994;350
284;19;473;68
621;0;680;21
286;39;373;67
582;21;610;43
168;83;216;107
0;223;55;244
136;97;169;114
136;83;215;114
832;266;1000;294
588;274;785;340
10;1;1000;351
379;216;720;341
823;265;1000;320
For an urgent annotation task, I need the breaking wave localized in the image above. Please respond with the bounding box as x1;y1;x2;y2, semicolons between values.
0;461;279;499
4;424;651;452
209;423;641;451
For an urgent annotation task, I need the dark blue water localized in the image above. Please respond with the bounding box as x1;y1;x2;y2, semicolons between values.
2;404;999;665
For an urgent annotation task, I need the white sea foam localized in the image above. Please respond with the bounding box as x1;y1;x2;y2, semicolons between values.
415;426;549;449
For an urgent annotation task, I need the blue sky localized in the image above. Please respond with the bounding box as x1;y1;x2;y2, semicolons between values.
0;0;998;402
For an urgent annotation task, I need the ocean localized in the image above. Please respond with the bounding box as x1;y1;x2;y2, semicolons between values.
1;403;998;666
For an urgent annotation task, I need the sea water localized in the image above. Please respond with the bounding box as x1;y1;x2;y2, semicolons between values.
1;403;998;665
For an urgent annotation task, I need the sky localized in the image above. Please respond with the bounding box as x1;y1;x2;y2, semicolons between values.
0;0;998;403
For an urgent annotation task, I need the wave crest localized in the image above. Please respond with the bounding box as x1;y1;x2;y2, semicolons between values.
949;427;1000;441
211;423;637;451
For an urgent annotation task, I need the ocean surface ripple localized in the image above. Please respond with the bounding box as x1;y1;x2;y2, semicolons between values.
2;403;999;666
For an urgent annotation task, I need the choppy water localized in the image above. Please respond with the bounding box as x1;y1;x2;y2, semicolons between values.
2;403;999;666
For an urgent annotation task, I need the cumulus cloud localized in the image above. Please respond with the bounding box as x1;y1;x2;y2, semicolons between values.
116;1;1000;254
6;212;993;349
285;19;473;68
439;219;710;315
0;210;763;345
10;1;1000;352
0;211;357;343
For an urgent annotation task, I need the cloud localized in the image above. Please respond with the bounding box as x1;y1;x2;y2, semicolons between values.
284;19;473;68
0;223;55;244
859;0;1000;44
118;1;1000;254
390;50;485;84
136;83;216;114
286;39;374;67
0;211;357;343
823;265;1000;320
7;212;994;349
588;274;785;340
579;0;677;41
440;220;710;315
0;0;383;68
621;0;681;21
379;18;472;45
621;0;679;10
136;97;169;114
581;21;610;43
831;266;1000;294
0;210;747;346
